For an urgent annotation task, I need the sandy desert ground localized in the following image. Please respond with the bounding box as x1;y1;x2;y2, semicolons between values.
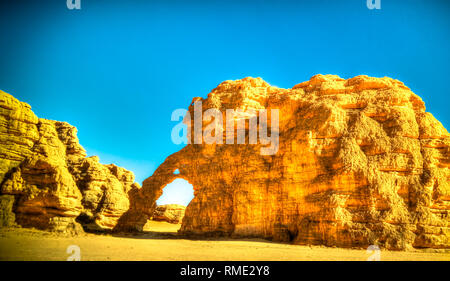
0;221;449;261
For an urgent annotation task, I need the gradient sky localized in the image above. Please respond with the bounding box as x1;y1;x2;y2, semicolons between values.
1;0;449;205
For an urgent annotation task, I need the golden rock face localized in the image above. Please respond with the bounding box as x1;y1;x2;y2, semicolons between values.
0;91;140;233
121;74;450;250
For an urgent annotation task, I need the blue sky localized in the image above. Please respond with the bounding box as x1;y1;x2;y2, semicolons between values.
1;0;449;205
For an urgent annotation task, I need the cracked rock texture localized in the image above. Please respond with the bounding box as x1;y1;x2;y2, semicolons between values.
121;75;450;250
0;91;140;233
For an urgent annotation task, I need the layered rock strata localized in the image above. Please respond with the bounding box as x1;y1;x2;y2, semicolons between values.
0;91;140;233
152;204;186;224
120;75;450;250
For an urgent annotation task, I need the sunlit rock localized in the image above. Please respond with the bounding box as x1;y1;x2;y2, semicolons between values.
121;75;450;250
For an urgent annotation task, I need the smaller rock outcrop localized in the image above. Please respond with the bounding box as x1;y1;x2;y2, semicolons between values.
0;90;141;233
152;204;186;224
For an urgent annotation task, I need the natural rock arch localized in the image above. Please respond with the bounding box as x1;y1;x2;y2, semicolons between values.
117;75;450;250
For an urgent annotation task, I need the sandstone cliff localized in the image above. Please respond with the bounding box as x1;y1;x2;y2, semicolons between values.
120;75;450;250
0;91;140;233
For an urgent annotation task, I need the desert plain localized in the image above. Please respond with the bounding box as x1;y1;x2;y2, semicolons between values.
0;221;449;261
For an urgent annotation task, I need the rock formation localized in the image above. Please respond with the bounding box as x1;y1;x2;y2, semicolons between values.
152;204;186;224
120;75;450;250
0;90;140;233
1;74;449;250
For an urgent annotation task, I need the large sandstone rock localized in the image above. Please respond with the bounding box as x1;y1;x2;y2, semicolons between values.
0;91;140;233
120;75;450;250
152;204;186;224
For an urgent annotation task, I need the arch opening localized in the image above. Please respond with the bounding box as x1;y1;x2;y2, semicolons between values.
144;178;194;233
156;178;194;206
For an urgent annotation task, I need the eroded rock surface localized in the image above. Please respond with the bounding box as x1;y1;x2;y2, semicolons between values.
0;91;140;233
121;75;450;250
152;204;186;224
